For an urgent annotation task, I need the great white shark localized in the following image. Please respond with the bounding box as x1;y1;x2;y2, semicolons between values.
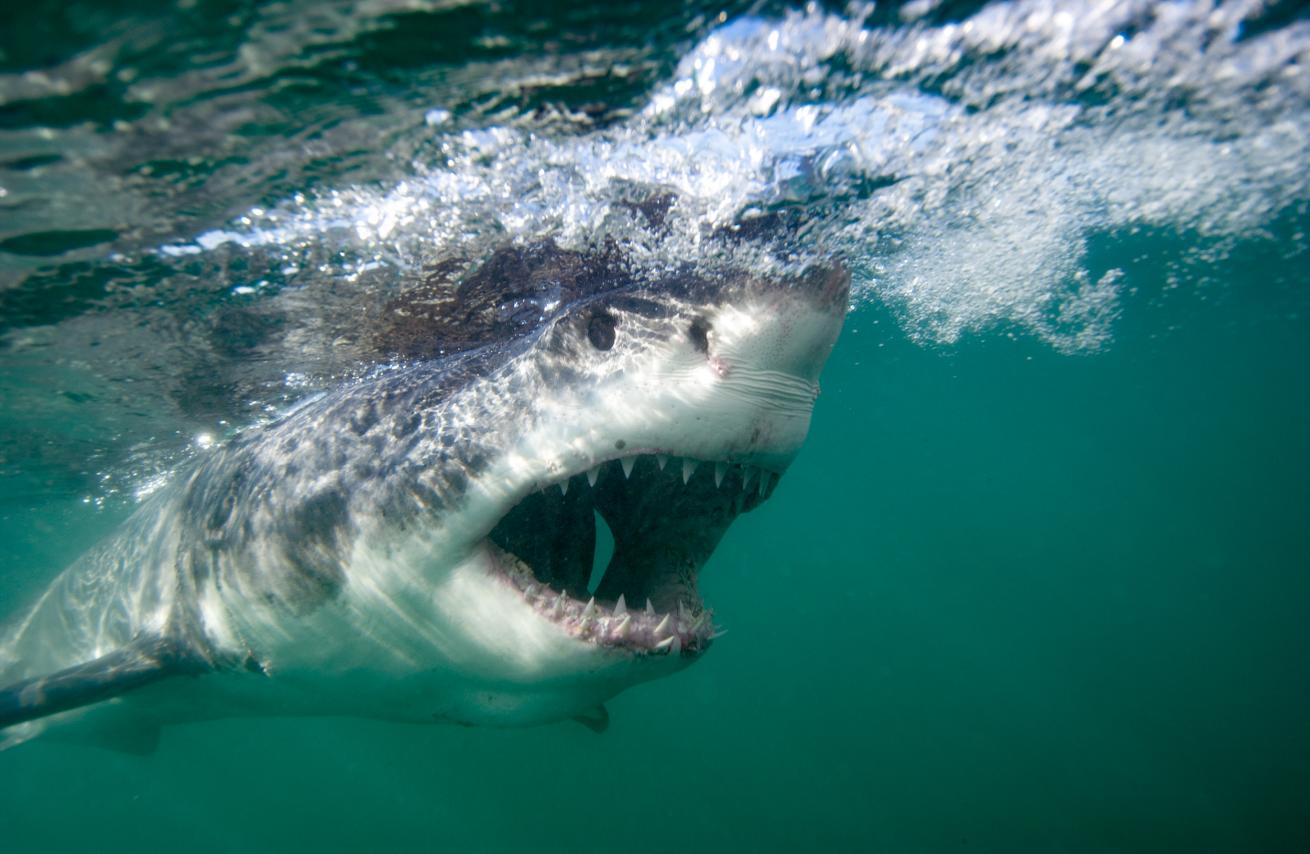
0;242;848;751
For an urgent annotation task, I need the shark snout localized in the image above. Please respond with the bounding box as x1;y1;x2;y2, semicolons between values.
716;264;850;387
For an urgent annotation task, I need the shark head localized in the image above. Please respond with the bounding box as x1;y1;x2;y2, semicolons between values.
360;245;850;725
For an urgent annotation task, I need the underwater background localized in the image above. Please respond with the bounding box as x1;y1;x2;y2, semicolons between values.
1;0;1307;850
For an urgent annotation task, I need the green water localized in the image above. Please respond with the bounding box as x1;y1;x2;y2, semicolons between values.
2;1;1309;851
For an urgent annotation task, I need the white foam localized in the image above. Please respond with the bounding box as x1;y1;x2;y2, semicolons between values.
161;0;1310;352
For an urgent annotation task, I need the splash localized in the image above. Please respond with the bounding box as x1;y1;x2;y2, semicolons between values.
160;0;1309;354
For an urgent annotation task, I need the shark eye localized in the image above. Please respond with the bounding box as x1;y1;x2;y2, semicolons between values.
688;319;710;354
587;312;617;351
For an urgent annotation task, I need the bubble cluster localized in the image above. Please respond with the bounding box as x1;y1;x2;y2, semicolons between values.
164;0;1308;354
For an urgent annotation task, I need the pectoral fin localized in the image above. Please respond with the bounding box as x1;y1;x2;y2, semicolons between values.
570;703;610;734
0;635;207;730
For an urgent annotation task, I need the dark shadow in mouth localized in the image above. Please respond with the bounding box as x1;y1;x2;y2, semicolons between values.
487;454;777;651
489;474;598;600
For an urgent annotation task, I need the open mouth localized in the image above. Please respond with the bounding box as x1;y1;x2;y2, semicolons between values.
487;454;778;657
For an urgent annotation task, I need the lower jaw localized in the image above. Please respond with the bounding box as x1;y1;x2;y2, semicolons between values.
488;541;717;657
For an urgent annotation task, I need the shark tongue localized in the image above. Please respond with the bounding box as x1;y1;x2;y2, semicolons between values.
590;459;738;612
591;538;714;615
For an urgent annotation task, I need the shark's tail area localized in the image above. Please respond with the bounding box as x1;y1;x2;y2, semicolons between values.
0;635;208;734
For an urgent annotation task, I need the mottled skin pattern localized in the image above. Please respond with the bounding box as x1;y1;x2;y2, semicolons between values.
0;333;520;691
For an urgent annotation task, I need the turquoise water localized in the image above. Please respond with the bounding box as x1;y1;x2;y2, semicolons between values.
2;1;1309;850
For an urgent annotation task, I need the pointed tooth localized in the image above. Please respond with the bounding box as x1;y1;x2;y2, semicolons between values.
714;461;727;488
614;594;627;616
710;628;728;640
742;466;758;490
654;614;672;636
678;601;690;622
655;454;668;470
620;457;635;479
524;584;539;599
645;599;656;616
586;467;599;487
551;594;566;618
559;477;569;496
682;458;698;484
583;597;597;618
613;615;630;639
692;611;710;631
758;470;772;496
654;636;675;650
669;635;682;655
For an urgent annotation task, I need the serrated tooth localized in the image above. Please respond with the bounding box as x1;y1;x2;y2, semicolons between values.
654;636;674;650
583;597;597;619
742;466;758;490
620;457;635;479
559;477;569;496
758;470;772;496
586;467;599;487
714;461;727;487
614;594;627;616
655;454;668;470
654;614;671;636
669;634;682;655
682;458;698;484
645;599;655;616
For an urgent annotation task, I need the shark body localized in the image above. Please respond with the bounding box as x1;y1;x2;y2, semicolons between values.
0;243;848;750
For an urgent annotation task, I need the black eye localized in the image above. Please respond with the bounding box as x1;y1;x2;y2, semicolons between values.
688;318;710;354
587;312;617;351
